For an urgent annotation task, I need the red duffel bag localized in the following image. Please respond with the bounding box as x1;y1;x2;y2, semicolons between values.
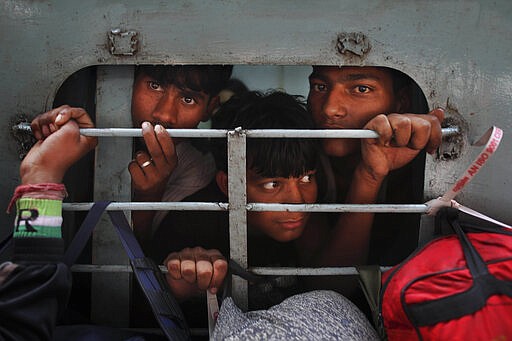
380;208;512;340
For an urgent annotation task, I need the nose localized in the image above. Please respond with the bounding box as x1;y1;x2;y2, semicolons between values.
284;182;306;204
323;89;347;119
151;91;178;125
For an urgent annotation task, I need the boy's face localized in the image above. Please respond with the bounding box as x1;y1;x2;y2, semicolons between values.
246;169;318;242
131;72;215;130
307;66;400;157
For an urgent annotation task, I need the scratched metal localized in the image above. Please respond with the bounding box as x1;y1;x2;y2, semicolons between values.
1;1;510;232
1;0;511;326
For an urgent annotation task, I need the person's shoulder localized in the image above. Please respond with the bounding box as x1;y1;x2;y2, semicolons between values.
183;179;225;202
149;180;228;262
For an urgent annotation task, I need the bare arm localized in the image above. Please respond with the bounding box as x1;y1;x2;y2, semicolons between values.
320;109;444;266
0;111;98;340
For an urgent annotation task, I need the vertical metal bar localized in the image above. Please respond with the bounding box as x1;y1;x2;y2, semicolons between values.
227;128;248;310
91;65;134;326
418;213;436;247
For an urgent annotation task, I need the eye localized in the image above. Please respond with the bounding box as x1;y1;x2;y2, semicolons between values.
310;81;327;92
148;81;164;92
355;85;371;93
182;96;196;105
300;173;315;183
262;181;279;190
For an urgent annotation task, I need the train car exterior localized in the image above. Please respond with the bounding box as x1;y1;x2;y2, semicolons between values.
1;0;511;328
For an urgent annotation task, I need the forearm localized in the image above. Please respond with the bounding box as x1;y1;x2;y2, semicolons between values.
166;276;205;303
132;210;156;248
2;115;96;339
321;164;384;266
11;187;66;263
131;191;163;247
1;187;71;340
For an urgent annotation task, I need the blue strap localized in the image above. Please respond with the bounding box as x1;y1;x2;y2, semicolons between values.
63;201;190;340
63;201;111;267
107;210;190;340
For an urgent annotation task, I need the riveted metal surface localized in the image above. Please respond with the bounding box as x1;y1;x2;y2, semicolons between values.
2;1;511;231
1;0;511;323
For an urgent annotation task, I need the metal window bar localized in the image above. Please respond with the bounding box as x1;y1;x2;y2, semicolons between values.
14;123;459;309
71;264;392;276
63;201;430;213
13;123;460;139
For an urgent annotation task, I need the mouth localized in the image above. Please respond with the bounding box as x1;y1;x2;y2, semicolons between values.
278;217;306;230
323;124;345;129
319;119;347;129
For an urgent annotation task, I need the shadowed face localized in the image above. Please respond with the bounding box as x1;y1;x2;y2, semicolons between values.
307;66;400;157
246;169;318;242
131;72;213;130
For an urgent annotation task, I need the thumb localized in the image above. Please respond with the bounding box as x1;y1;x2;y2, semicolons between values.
429;107;445;123
53;109;73;127
55;107;95;129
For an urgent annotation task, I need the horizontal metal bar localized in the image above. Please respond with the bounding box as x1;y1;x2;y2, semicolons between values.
62;202;229;211
70;265;171;273
248;203;429;213
247;129;378;138
13;123;459;139
81;128;228;138
70;264;391;275
72;264;143;273
250;266;392;276
62;201;428;213
246;127;459;138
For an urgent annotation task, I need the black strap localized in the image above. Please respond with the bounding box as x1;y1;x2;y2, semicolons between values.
357;265;386;340
228;259;267;284
405;212;512;326
63;202;190;340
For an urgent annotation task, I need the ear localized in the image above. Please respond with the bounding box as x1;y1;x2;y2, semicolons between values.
394;86;411;113
216;170;229;197
203;95;221;122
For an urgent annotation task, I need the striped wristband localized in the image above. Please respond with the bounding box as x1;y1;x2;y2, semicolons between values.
14;198;63;238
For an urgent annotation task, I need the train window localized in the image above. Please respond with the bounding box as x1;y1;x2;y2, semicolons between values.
44;64;433;329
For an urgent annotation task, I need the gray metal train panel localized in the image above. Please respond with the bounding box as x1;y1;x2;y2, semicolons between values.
1;0;511;326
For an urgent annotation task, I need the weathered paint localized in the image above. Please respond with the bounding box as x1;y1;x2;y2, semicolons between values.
1;0;511;325
1;1;510;230
227;128;248;310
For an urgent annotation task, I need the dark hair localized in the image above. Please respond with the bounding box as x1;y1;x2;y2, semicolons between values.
223;78;249;95
135;65;233;96
211;91;320;178
382;67;413;95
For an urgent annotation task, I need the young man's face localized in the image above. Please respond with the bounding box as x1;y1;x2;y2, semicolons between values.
131;72;215;130
307;66;400;157
246;169;318;242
